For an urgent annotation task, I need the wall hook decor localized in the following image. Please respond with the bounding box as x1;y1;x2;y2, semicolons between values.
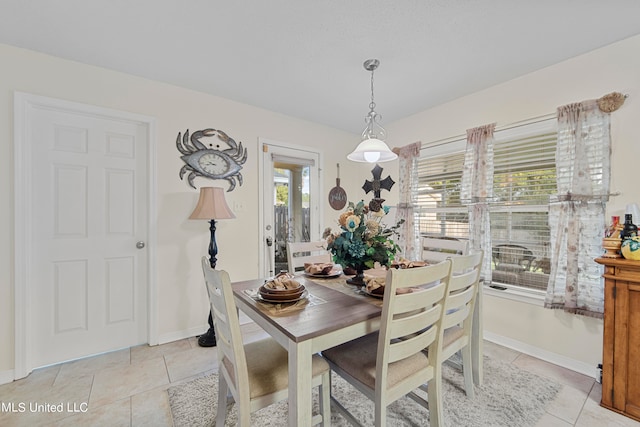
329;163;347;210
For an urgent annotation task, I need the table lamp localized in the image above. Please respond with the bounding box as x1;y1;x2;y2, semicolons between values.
189;187;235;268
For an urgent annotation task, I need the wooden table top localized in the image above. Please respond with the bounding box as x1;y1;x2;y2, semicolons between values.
232;275;382;343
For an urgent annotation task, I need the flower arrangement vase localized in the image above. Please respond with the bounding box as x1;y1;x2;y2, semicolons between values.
346;266;366;287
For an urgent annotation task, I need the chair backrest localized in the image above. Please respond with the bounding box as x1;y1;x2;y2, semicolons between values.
286;240;332;272
442;251;483;334
201;257;250;403
421;237;469;264
376;259;452;397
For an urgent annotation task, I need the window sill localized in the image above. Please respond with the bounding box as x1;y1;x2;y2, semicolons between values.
483;282;545;306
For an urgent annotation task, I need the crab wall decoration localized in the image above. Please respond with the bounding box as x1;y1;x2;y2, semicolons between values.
176;128;247;191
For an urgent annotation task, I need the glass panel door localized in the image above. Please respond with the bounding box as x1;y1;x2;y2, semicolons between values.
260;141;320;277
273;162;311;272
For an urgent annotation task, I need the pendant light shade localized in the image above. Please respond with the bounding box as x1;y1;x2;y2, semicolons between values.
347;59;397;163
347;138;397;163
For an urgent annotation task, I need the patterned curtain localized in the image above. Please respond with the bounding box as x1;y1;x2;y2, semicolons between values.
394;142;421;260
544;100;611;318
461;124;496;283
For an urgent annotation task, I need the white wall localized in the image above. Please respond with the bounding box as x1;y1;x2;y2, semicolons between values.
0;43;378;375
386;34;640;374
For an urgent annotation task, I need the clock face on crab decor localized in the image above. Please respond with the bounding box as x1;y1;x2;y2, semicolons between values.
176;128;247;191
198;152;229;176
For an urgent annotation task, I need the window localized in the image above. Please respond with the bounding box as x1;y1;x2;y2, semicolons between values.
416;119;557;292
416;145;469;238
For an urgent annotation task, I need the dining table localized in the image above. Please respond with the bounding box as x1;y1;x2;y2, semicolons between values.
231;268;483;426
232;271;384;426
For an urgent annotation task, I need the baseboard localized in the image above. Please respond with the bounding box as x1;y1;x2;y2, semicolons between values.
484;331;597;379
0;369;15;385
0;327;207;384
157;316;255;345
157;326;206;345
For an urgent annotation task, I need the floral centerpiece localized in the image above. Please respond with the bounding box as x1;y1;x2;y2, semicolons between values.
324;199;403;285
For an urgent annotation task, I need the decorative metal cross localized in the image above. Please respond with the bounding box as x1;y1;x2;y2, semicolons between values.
362;164;395;198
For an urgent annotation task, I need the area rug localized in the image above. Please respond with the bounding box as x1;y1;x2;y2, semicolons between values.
168;355;560;426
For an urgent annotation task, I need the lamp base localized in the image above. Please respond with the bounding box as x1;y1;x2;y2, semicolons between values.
198;327;216;347
208;219;218;268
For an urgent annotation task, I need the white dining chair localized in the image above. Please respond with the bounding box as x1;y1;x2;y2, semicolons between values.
322;259;453;427
421;237;484;387
201;257;331;426
438;251;483;398
286;240;332;272
421;236;469;264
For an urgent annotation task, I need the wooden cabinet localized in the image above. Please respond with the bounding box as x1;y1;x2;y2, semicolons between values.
595;257;640;422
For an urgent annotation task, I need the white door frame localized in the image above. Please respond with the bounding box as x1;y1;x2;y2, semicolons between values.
13;92;158;379
258;138;323;277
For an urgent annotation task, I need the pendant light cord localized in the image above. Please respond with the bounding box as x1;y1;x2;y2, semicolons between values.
370;67;376;113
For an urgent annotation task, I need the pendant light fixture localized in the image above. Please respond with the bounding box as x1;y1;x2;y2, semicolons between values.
347;59;398;163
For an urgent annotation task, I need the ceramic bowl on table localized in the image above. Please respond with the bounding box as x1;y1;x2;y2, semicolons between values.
304;263;343;278
259;274;305;301
259;284;305;297
258;284;306;302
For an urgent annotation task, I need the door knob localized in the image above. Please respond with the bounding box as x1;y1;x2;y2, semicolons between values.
136;241;146;249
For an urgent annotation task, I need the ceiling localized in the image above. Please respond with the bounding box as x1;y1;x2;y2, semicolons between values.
2;1;640;134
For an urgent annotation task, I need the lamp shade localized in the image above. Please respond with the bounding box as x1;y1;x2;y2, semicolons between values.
347;138;398;163
189;187;236;220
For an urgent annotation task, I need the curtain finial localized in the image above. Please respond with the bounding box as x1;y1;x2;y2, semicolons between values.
597;92;626;113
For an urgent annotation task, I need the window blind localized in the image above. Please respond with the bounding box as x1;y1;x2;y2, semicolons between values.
416;146;468;239
416;118;558;291
271;154;315;167
491;125;557;268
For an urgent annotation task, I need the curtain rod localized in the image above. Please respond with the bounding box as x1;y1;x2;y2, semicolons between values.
421;92;630;151
421;112;555;151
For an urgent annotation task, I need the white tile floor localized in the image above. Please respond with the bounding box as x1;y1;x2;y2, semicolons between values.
1;319;638;427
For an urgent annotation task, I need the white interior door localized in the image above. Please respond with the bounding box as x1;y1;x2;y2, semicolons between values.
259;140;321;277
15;94;153;370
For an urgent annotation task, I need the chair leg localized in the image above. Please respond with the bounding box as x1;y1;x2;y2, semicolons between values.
472;284;484;386
237;408;251;427
216;374;230;427
319;370;331;426
327;371;362;427
427;368;443;427
374;403;387;427
461;345;475;399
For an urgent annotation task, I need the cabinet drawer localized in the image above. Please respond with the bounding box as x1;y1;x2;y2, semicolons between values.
614;266;640;283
